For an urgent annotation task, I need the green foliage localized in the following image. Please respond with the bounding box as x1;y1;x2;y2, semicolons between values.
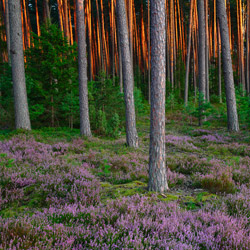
88;73;124;135
166;92;178;111
25;24;78;127
96;110;108;135
0;63;14;128
236;87;250;128
107;113;120;138
134;87;147;115
182;94;215;125
88;72;145;137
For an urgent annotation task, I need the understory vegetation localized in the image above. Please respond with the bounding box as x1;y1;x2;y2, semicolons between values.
0;116;250;249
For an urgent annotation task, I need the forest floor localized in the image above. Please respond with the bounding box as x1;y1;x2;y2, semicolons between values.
0;113;250;249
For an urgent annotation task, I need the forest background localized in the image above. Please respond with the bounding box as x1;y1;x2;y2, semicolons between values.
0;0;250;133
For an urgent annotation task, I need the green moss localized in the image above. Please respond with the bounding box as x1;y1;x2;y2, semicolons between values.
100;181;147;202
158;194;179;202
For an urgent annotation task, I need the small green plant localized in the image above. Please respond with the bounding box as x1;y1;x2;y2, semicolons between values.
0;154;15;169
96;110;107;135
107;113;120;138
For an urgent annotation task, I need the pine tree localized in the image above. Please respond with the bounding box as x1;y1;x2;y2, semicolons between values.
148;0;169;193
76;0;92;137
217;0;239;132
9;0;31;130
197;0;206;126
116;0;139;148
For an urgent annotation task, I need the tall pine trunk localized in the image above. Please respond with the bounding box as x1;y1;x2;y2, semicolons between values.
184;0;194;106
5;0;11;65
148;0;169;192
9;0;31;130
116;0;138;148
197;0;206;126
217;0;239;132
247;1;250;94
205;0;210;102
148;0;151;103
217;20;222;103
45;0;50;23
76;0;92;137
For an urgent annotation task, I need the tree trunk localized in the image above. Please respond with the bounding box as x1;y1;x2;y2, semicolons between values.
9;0;31;130
95;0;104;72
148;0;169;192
247;1;250;94
197;0;206;126
148;0;151;104
217;20;222;103
5;0;11;65
118;30;123;93
45;0;50;24
205;0;210;102
217;0;239;132
184;0;194;106
170;0;175;89
116;0;138;148
76;0;92;137
35;0;41;36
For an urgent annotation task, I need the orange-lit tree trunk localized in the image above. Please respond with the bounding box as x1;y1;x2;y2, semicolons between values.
5;0;11;64
35;0;40;36
95;0;104;73
170;0;175;89
247;0;250;94
148;0;151;103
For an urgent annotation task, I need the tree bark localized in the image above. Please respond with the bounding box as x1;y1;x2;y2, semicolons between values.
184;0;194;106
45;0;50;24
9;0;31;130
116;0;138;148
217;0;239;132
247;0;250;94
197;0;206;126
148;0;151;103
76;0;92;137
148;0;169;192
217;20;222;103
205;0;210;102
118;30;123;93
5;0;11;65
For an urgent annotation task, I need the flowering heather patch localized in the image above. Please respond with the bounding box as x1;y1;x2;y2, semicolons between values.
83;150;185;187
224;142;250;157
222;185;250;219
199;134;229;143
165;135;199;151
167;155;223;175
232;163;250;185
0;135;100;211
1;195;250;249
1;132;250;249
